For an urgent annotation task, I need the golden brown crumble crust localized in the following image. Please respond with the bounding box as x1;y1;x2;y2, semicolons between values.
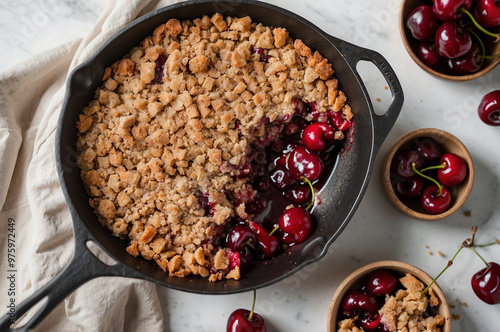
76;14;352;281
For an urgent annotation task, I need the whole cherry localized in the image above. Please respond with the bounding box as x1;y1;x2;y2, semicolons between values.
287;145;324;181
473;0;500;28
269;165;296;190
284;184;312;205
471;262;500;305
445;42;482;75
277;206;313;244
366;269;398;297
301;122;335;151
417;42;443;70
437;153;467;186
226;225;257;252
227;290;267;332
249;222;280;259
406;4;439;41
390;149;424;179
392;176;425;200
341;291;379;317
433;0;473;21
412;137;444;162
478;90;500;126
421;185;452;214
435;22;472;59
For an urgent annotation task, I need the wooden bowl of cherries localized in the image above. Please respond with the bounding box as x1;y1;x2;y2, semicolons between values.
400;0;500;80
381;128;474;220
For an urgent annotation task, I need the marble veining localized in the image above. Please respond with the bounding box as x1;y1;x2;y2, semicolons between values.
1;0;499;331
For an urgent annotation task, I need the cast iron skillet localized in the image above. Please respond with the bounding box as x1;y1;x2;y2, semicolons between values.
0;0;403;330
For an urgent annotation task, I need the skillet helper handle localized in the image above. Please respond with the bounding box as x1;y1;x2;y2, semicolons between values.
0;241;111;332
329;36;404;152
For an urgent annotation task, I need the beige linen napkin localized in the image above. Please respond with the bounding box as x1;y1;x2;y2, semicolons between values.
0;0;184;330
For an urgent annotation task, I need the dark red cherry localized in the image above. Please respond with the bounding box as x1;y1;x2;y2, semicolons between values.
421;185;452;214
433;0;473;21
417;42;443;70
278;206;313;244
284;184;312;205
301;123;335;151
341;291;378;316
478;90;500;126
471;262;500;304
249;222;280;259
437;153;467;186
390;149;424;179
283;122;301;136
270;165;296;190
445;42;482;75
227;308;267;332
473;0;500;28
287;146;324;181
254;176;270;192
361;314;382;331
412;137;444;162
393;176;425;199
226;247;253;270
246;198;267;216
406;5;439;41
366;269;398;296
226;225;257;251
435;22;472;59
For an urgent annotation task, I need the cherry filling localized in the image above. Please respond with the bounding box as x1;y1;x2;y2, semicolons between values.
202;98;353;274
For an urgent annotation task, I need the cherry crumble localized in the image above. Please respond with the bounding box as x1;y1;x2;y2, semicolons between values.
76;14;353;281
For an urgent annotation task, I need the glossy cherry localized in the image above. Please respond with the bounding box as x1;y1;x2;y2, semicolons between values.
341;291;379;316
360;314;383;331
284;184;312;205
278;206;313;244
249;222;280;259
433;0;473;21
287;145;324;181
417;42;443;70
471;262;500;304
366;269;399;297
421;185;452;214
393;176;425;200
435;22;472;59
478;90;500;126
413;137;443;162
445;42;482;75
437;153;467;186
301;122;335;151
390;149;424;179
269;165;296;190
227;291;267;332
473;0;500;28
406;5;439;41
226;225;257;251
227;247;253;270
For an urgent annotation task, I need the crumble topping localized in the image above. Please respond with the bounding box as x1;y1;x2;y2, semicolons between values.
76;14;352;281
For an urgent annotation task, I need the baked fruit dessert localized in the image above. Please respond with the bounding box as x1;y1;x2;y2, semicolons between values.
76;14;353;281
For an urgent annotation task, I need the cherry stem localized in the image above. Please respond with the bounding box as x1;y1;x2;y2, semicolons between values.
470;245;490;268
268;225;280;237
301;177;316;211
459;7;500;40
412;162;443;196
467;226;494;268
422;240;468;295
245;239;256;250
419;162;446;173
248;289;256;321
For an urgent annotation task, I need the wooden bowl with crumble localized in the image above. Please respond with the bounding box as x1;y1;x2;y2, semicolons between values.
327;260;451;332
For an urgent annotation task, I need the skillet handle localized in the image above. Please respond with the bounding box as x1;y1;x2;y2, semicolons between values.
0;239;118;332
328;36;404;152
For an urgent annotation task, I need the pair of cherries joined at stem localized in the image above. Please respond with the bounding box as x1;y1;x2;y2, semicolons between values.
390;137;467;214
406;0;500;74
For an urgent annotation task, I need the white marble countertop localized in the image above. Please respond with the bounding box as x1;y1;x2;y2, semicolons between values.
1;0;499;331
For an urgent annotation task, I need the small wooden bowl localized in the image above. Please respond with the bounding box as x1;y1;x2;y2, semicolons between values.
400;0;500;81
381;128;474;221
327;260;451;332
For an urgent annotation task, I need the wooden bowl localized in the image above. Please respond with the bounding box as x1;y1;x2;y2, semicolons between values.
327;260;451;332
400;0;500;81
381;128;474;221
